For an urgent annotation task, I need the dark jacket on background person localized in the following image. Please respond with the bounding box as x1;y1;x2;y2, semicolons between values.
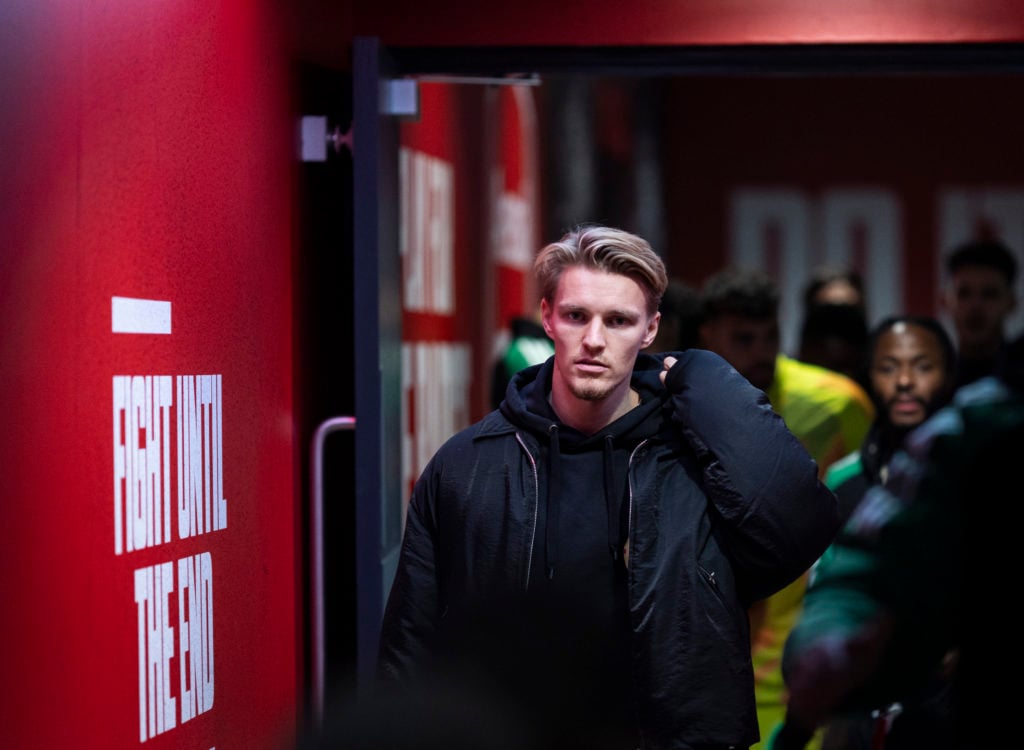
771;409;956;748
378;350;840;750
783;364;1024;750
824;422;895;524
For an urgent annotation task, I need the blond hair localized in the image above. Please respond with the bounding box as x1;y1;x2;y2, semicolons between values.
533;224;668;315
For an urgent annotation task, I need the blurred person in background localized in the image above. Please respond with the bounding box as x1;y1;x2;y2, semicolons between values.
798;267;870;388
803;266;867;314
826;315;955;524
644;277;702;353
770;314;956;750
942;238;1018;390
781;332;1024;750
797;303;870;388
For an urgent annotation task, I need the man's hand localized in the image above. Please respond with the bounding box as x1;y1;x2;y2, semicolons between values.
660;355;678;386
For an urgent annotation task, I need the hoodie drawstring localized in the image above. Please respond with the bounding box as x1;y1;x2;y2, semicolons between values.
604;435;619;561
546;424;560;579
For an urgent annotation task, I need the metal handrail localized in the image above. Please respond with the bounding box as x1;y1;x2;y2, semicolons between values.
310;415;356;726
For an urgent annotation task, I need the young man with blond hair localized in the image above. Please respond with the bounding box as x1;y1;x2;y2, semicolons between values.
378;225;839;750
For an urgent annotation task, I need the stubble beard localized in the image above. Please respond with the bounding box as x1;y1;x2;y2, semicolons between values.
569;376;613;402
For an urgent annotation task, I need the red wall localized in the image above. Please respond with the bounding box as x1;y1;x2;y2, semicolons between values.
355;0;1024;46
1;2;300;747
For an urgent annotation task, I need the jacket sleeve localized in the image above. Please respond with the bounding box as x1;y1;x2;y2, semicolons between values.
664;349;841;601
375;456;442;686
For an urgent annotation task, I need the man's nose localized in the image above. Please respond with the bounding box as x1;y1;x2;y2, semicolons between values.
582;320;606;348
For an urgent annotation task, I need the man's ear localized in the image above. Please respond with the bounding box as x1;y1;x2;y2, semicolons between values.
540;298;554;337
642;312;661;349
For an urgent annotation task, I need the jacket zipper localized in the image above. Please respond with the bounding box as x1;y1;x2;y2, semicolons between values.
515;431;539;590
624;439;649;568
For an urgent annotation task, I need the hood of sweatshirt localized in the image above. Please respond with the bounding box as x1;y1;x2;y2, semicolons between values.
499;352;672;578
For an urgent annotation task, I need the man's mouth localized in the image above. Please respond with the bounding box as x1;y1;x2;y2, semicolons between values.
575;359;607;374
891;398;923;416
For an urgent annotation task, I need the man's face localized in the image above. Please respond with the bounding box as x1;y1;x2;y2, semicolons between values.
869;322;950;429
542;266;658;403
699;314;779;392
945;266;1016;355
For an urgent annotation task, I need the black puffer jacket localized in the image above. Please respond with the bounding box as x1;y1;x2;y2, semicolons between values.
378;350;839;749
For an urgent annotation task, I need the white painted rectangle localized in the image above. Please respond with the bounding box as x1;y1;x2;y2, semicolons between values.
300;116;328;162
112;296;172;334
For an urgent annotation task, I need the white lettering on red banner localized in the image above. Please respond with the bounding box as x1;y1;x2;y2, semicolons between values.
133;552;215;741
401;342;471;510
494;190;532;270
113;375;174;554
176;375;227;539
114;373;226;741
399;147;454;314
135;561;177;741
178;552;215;723
114;375;227;554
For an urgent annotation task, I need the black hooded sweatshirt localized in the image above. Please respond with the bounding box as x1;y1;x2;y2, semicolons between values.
508;361;667;747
